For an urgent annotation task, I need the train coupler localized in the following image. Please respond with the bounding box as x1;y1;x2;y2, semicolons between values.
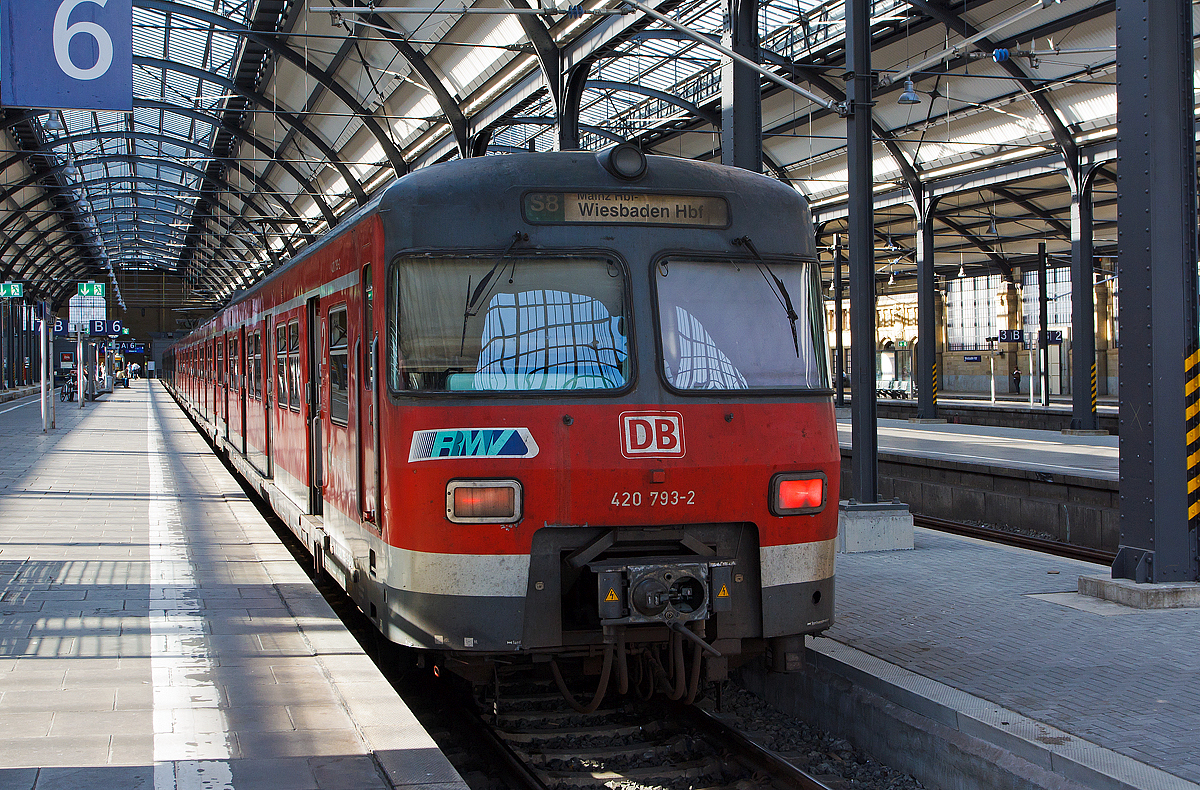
590;557;735;626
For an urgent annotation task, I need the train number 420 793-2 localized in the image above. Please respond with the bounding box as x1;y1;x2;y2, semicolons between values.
611;490;696;507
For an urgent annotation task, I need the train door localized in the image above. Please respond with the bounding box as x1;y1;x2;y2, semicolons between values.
205;340;212;420
306;297;323;515
324;301;352;523
246;324;268;475
239;325;248;455
358;264;378;526
261;317;272;477
227;333;238;445
216;335;226;439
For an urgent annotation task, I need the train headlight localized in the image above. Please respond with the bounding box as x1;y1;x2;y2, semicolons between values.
446;480;522;523
770;472;826;515
598;143;647;180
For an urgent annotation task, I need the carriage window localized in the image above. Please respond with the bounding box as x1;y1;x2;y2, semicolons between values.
227;337;237;389
252;331;263;400
328;306;349;424
275;323;287;408
655;258;829;390
388;256;630;393
288;320;301;411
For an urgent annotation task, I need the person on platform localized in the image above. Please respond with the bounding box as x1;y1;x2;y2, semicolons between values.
1012;367;1022;393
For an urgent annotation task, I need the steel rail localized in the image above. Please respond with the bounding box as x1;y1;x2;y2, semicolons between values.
913;514;1115;565
678;704;840;790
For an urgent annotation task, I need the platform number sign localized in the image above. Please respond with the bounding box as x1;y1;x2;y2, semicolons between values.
1;0;133;111
997;329;1023;343
78;282;105;297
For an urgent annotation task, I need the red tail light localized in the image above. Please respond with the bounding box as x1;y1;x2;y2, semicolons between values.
770;473;826;515
446;480;522;523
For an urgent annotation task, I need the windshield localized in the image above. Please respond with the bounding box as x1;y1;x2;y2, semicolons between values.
655;258;829;390
389;256;630;393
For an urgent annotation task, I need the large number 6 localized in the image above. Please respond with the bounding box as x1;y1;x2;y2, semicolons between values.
53;0;114;81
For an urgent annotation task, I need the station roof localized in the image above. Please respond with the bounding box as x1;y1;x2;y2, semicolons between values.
0;0;1118;317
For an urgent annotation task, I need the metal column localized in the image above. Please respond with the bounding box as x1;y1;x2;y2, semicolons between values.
1070;168;1099;430
916;193;938;419
1038;243;1049;407
846;0;878;503
720;0;762;172
1114;0;1200;582
834;239;846;407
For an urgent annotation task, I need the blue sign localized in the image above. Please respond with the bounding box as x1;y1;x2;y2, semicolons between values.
88;319;121;336
408;428;540;461
1042;330;1063;345
1;0;133;111
53;318;67;335
998;329;1024;343
964;355;982;362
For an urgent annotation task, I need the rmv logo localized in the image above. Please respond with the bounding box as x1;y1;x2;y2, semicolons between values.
621;411;685;459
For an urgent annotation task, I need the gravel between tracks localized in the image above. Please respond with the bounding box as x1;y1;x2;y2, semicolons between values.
698;683;925;790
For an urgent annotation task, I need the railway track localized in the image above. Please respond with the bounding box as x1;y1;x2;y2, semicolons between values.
457;673;841;790
913;514;1115;565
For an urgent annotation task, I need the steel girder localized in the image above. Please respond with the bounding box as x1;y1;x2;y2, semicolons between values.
139;0;406;177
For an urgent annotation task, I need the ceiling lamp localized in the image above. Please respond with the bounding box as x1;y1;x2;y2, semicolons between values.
888;269;895;285
897;78;921;105
957;263;966;278
988;213;999;237
43;112;64;134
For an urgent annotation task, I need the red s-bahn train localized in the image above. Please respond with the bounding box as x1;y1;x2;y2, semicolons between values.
165;145;838;703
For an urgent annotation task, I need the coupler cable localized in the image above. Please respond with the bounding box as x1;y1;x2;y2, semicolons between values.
550;645;614;714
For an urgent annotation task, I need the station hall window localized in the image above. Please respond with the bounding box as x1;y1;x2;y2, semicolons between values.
329;306;349;425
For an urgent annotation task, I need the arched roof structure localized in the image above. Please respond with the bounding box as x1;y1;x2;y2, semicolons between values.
0;0;1122;317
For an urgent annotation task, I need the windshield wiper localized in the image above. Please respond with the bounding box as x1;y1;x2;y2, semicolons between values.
734;235;800;357
459;232;528;356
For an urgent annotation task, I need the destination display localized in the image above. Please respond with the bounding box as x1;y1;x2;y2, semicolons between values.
523;192;728;227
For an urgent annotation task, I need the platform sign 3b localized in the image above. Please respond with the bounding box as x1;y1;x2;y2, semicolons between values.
1;0;134;112
0;282;22;298
78;282;105;297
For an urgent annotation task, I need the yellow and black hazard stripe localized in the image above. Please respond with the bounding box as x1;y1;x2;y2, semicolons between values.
931;361;938;402
1187;349;1200;520
1090;362;1098;414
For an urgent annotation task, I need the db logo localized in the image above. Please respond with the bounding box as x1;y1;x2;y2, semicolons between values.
620;411;685;459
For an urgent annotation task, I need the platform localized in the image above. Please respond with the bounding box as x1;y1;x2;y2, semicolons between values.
837;414;1119;481
0;383;468;790
741;528;1200;790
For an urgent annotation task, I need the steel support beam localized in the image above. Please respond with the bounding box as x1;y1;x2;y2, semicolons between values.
834;238;845;408
720;0;761;172
560;64;591;151
846;0;877;503
916;192;939;418
1114;0;1200;582
1070;164;1100;430
1038;242;1049;407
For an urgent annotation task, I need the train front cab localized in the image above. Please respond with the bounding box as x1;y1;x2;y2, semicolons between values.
371;151;838;680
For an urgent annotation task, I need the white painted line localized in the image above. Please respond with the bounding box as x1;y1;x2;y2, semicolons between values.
0;393;43;415
148;388;235;790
